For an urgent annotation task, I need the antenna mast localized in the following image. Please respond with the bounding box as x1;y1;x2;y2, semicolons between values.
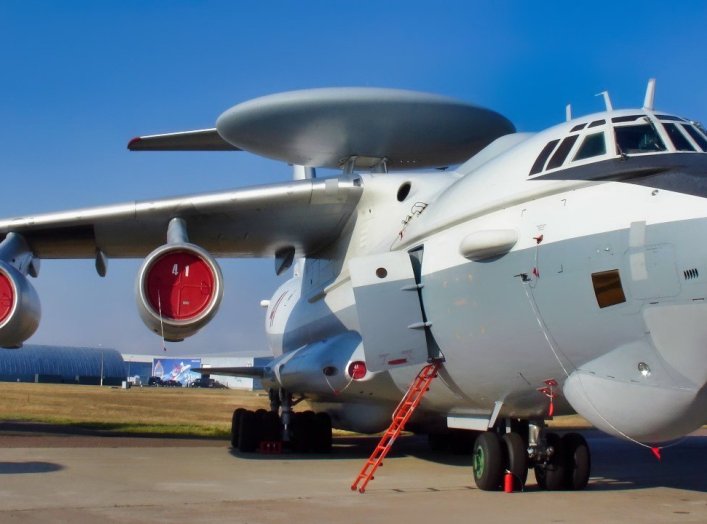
643;78;656;110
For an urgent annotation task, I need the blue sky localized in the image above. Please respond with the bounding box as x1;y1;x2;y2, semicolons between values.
1;1;706;356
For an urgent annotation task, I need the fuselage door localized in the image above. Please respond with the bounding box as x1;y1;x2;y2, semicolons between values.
349;251;429;372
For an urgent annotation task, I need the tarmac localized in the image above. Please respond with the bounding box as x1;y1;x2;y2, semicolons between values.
0;423;705;523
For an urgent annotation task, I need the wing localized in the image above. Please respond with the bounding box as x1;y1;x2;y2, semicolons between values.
0;176;362;259
127;128;239;151
194;366;265;378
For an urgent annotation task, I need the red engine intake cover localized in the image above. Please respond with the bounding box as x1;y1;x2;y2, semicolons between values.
145;251;215;321
0;272;14;323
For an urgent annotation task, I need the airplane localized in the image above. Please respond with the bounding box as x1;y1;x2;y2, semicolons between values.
1;81;706;492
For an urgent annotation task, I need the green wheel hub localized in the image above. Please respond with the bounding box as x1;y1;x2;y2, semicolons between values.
473;446;486;476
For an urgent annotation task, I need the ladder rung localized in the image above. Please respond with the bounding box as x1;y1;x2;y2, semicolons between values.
350;361;442;493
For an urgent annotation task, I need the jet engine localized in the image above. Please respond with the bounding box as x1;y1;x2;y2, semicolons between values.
136;243;223;342
0;261;40;348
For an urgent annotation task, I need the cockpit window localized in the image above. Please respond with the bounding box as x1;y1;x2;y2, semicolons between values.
662;123;695;151
529;139;560;175
681;124;707;151
546;135;579;170
573;132;606;161
615;124;666;154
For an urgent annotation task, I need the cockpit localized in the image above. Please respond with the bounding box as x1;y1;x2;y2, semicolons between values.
529;113;707;177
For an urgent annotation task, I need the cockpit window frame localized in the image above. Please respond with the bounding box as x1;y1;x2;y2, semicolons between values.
546;135;579;170
661;122;695;151
529;139;561;176
573;131;607;161
613;121;667;156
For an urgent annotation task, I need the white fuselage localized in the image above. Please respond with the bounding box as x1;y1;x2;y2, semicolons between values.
265;109;707;442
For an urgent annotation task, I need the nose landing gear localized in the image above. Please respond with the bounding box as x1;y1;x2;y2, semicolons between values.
471;420;590;491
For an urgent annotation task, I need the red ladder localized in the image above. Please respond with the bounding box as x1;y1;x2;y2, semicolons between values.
350;360;442;493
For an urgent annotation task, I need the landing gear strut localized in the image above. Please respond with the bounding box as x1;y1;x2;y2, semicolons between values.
230;388;333;454
470;420;590;491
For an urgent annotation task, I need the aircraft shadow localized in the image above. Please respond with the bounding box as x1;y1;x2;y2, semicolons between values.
0;461;64;475
583;431;707;493
230;430;707;493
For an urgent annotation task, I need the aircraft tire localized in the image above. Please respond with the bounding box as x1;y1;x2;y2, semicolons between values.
561;433;591;490
312;412;332;453
472;431;504;491
231;408;247;449
535;432;565;490
238;410;260;452
501;432;528;489
289;412;311;453
261;411;282;442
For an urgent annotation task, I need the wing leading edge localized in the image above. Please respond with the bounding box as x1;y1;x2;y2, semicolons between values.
0;176;362;259
128;128;240;151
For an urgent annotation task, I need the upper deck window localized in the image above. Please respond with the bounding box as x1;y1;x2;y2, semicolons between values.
546;135;579;170
681;124;707;151
662;123;695;151
574;132;606;161
615;124;666;154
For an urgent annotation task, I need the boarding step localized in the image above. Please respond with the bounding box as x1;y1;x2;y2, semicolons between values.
350;360;442;493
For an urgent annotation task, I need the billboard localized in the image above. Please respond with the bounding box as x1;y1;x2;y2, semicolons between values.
152;358;201;386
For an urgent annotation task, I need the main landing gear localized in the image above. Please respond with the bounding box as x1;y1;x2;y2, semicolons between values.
469;421;590;491
230;389;333;454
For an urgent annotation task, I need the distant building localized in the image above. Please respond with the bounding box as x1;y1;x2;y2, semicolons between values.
0;345;126;385
122;353;270;390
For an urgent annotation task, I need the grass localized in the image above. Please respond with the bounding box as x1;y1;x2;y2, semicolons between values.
0;382;273;438
0;381;593;438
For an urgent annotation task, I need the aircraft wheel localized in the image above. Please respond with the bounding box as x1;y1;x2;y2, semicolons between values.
231;408;247;449
472;432;504;491
535;432;565;490
290;412;311;453
238;410;261;452
501;432;528;490
260;411;282;442
562;433;591;490
312;412;332;453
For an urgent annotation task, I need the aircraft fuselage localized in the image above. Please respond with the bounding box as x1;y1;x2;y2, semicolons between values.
265;109;707;443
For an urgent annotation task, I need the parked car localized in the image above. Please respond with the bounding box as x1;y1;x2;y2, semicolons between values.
162;379;182;388
147;376;163;387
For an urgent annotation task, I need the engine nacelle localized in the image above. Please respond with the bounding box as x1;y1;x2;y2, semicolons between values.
136;243;223;342
0;261;41;348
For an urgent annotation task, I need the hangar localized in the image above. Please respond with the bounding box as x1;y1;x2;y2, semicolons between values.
0;344;126;385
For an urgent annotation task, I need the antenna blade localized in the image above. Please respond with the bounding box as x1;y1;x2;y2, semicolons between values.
643;78;656;110
566;104;572;122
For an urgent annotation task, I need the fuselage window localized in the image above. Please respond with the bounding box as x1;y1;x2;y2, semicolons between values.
615;124;666;154
571;123;587;132
529;139;560;175
546;134;579;170
591;269;627;309
681;124;707;151
662;123;695;151
573;132;606;161
588;119;606;128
